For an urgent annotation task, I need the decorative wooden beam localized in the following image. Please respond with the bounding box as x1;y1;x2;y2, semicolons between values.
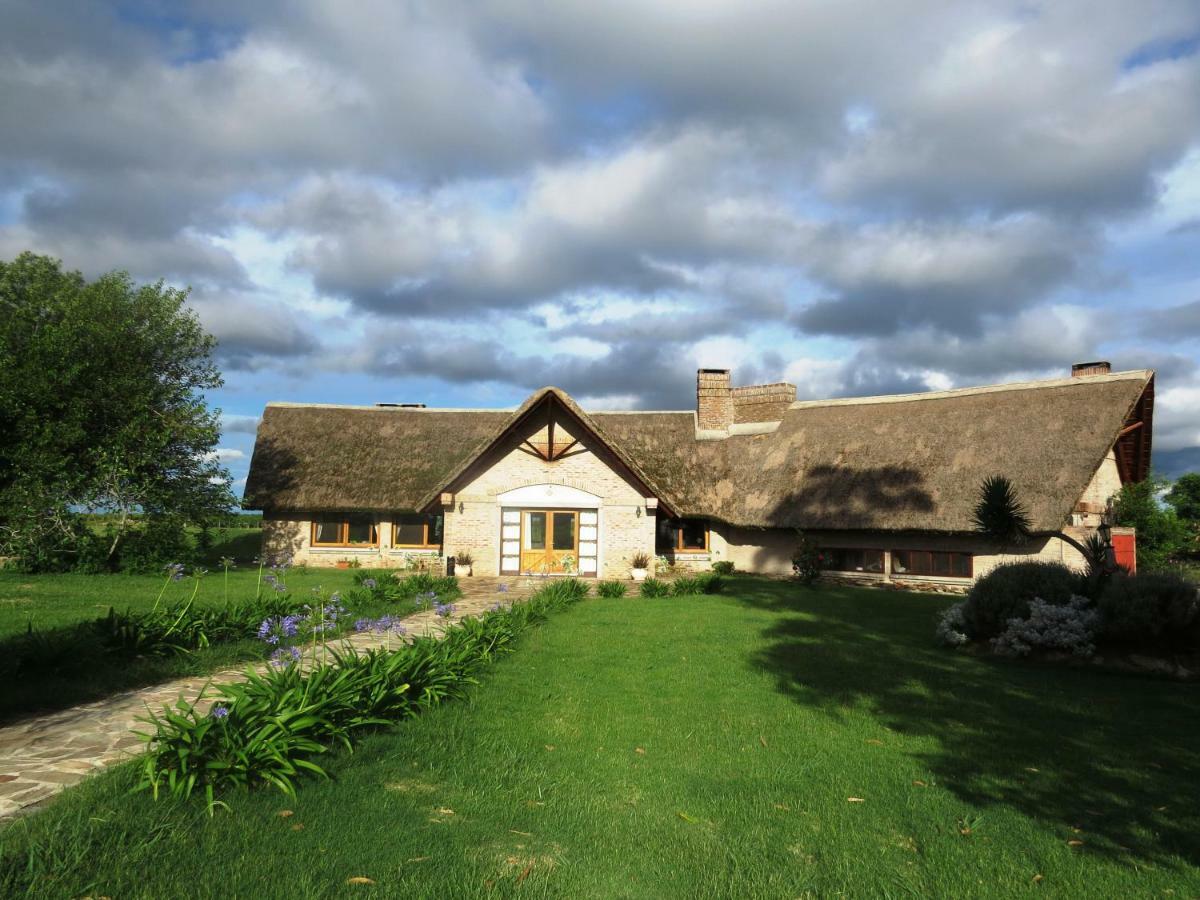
1118;421;1144;437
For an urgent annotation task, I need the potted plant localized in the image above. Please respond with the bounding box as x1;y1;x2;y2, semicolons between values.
629;551;651;582
336;558;352;570
455;550;474;577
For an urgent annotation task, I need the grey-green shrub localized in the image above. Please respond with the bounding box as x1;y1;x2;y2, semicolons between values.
1097;572;1200;651
639;577;670;598
712;561;735;575
961;561;1082;639
596;580;627;598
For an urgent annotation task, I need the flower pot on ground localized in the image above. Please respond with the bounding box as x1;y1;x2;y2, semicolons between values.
335;560;351;569
630;552;651;582
455;551;474;577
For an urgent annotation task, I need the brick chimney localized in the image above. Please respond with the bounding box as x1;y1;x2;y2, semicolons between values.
1071;361;1111;378
696;368;733;431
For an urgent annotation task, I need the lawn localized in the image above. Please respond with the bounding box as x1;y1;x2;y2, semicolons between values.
0;564;366;723
2;577;1197;898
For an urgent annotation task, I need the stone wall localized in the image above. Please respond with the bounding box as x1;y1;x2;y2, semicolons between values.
260;514;443;571
443;409;656;578
715;523;1105;584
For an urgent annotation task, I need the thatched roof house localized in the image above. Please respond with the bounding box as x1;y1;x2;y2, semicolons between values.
246;363;1152;585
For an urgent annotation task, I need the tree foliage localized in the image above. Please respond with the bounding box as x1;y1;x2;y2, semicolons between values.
1111;475;1191;572
0;252;232;570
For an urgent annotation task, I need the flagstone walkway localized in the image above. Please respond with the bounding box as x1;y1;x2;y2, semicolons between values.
0;576;543;822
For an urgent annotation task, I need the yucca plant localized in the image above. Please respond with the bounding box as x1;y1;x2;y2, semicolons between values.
973;475;1106;575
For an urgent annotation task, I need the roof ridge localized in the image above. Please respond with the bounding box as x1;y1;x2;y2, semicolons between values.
788;370;1152;411
264;402;516;412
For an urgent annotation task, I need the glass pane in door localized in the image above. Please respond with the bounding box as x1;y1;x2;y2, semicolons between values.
527;512;546;549
552;512;576;550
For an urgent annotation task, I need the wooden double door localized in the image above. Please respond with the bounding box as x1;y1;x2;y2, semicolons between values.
501;507;598;576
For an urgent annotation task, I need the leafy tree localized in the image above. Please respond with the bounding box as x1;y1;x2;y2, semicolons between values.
0;253;232;570
1111;475;1191;572
1166;473;1200;524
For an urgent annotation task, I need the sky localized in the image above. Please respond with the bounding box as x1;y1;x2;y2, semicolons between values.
1;0;1198;499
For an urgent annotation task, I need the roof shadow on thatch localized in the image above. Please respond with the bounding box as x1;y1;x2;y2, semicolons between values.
242;437;301;512
761;464;936;530
742;580;1200;871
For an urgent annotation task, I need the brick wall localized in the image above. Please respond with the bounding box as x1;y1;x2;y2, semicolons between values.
731;383;796;424
696;369;733;431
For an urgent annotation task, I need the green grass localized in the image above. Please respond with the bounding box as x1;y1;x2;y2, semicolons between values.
2;577;1197;897
0;567;371;724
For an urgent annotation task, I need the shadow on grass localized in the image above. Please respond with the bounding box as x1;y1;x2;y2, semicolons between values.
0;623;269;726
732;575;1200;871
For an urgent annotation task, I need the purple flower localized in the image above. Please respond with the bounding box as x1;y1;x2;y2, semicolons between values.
362;578;377;590
258;615;300;645
165;562;186;582
488;601;508;612
497;583;509;593
210;704;229;719
274;583;287;593
354;617;373;633
270;646;301;668
263;573;278;585
434;602;456;619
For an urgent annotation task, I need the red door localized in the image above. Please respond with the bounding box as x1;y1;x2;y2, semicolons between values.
1112;533;1136;574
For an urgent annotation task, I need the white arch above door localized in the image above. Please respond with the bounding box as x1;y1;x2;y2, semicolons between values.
496;483;602;508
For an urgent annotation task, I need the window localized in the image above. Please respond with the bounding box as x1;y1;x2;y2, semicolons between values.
311;515;379;547
393;513;443;548
820;548;884;573
891;550;972;578
552;511;576;550
656;517;709;553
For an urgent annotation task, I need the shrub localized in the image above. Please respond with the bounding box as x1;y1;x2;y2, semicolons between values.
791;530;821;584
671;573;723;595
630;551;651;570
639;577;670;598
671;575;702;595
961;561;1081;640
936;601;970;648
1096;572;1200;652
138;578;590;812
352;571;460;606
991;595;1100;658
596;580;627;598
712;560;735;576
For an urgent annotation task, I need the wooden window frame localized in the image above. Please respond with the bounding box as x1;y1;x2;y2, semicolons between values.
890;549;973;579
819;548;885;574
310;516;379;548
660;517;709;553
393;513;444;550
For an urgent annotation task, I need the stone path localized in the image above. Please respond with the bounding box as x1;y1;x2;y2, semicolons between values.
0;576;543;822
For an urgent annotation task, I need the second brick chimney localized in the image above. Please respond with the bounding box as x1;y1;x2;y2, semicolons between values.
696;368;733;431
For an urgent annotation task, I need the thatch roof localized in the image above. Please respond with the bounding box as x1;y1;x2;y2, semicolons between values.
245;370;1154;534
